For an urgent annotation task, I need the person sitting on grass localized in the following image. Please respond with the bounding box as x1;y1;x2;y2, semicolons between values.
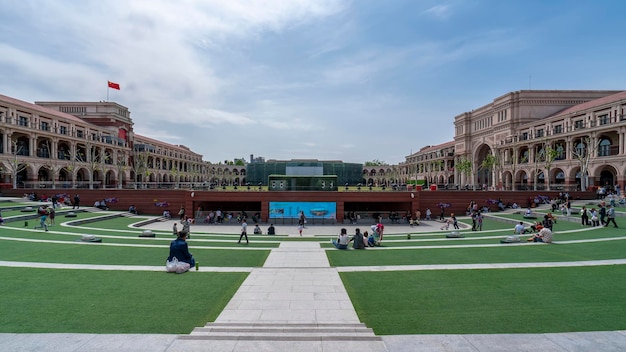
363;231;374;247
167;231;195;269
530;221;544;233
267;224;276;235
528;227;553;243
350;228;365;249
523;207;537;219
332;228;350;249
253;224;262;234
513;221;527;235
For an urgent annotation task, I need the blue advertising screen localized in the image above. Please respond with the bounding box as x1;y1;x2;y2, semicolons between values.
269;202;337;219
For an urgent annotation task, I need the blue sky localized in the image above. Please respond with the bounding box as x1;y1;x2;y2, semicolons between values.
1;0;625;164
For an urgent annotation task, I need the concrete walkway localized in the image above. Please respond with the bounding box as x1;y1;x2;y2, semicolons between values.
168;241;387;351
2;202;626;351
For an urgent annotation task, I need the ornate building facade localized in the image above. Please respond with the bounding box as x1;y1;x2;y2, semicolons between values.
400;90;626;191
0;95;244;189
3;89;625;192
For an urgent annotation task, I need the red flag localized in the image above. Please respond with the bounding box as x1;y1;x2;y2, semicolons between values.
108;81;120;90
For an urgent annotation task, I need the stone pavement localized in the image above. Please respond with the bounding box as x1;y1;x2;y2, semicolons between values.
2;206;626;351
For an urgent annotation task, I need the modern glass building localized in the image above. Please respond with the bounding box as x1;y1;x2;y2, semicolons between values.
247;159;363;186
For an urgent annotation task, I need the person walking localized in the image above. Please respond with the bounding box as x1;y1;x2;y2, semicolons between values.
604;205;619;228
34;213;49;232
72;194;80;209
238;218;249;244
599;203;607;225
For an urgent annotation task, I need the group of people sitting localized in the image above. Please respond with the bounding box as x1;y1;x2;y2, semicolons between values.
93;199;108;210
252;223;276;235
510;213;555;243
332;223;384;250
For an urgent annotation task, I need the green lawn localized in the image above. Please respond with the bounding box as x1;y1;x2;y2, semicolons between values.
1;205;626;336
342;265;626;335
0;267;247;333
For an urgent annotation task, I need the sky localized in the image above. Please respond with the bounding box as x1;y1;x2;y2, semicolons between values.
1;0;625;165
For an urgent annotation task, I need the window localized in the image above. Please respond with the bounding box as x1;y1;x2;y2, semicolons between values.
521;132;528;141
598;138;611;157
76;130;84;138
555;144;565;160
599;114;609;125
536;129;544;138
553;125;562;134
40;121;49;131
58;145;70;160
59;126;67;135
575;141;586;157
37;141;50;158
536;147;545;162
18;116;29;127
15;138;29;156
574;120;584;129
520;150;529;163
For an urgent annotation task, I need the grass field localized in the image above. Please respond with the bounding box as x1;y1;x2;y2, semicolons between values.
1;203;625;335
0;267;247;333
342;265;626;335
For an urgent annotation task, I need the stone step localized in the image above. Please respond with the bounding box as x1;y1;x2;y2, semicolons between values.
203;322;368;328
178;322;381;341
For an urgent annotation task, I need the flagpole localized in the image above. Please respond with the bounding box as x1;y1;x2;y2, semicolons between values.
107;85;109;102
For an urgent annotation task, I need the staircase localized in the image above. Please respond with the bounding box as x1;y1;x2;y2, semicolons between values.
179;322;381;342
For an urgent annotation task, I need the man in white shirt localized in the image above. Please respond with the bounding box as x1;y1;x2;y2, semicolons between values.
238;219;249;244
514;221;526;234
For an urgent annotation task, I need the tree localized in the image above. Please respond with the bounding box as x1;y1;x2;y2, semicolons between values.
4;138;29;189
364;159;386;166
115;152;129;189
456;156;473;189
537;140;559;191
572;136;599;191
40;140;63;189
509;149;528;191
132;149;149;189
85;142;106;189
480;153;498;190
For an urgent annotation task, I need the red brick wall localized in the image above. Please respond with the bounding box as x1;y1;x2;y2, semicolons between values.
2;188;595;221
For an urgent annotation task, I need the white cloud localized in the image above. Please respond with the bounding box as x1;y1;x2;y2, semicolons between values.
421;4;451;19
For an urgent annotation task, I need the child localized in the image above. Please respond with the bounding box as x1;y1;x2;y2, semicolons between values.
440;218;450;231
364;231;375;247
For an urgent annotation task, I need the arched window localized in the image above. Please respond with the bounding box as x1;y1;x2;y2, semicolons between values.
598;138;611;157
575;141;586;157
520;150;529;163
555;143;565;160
